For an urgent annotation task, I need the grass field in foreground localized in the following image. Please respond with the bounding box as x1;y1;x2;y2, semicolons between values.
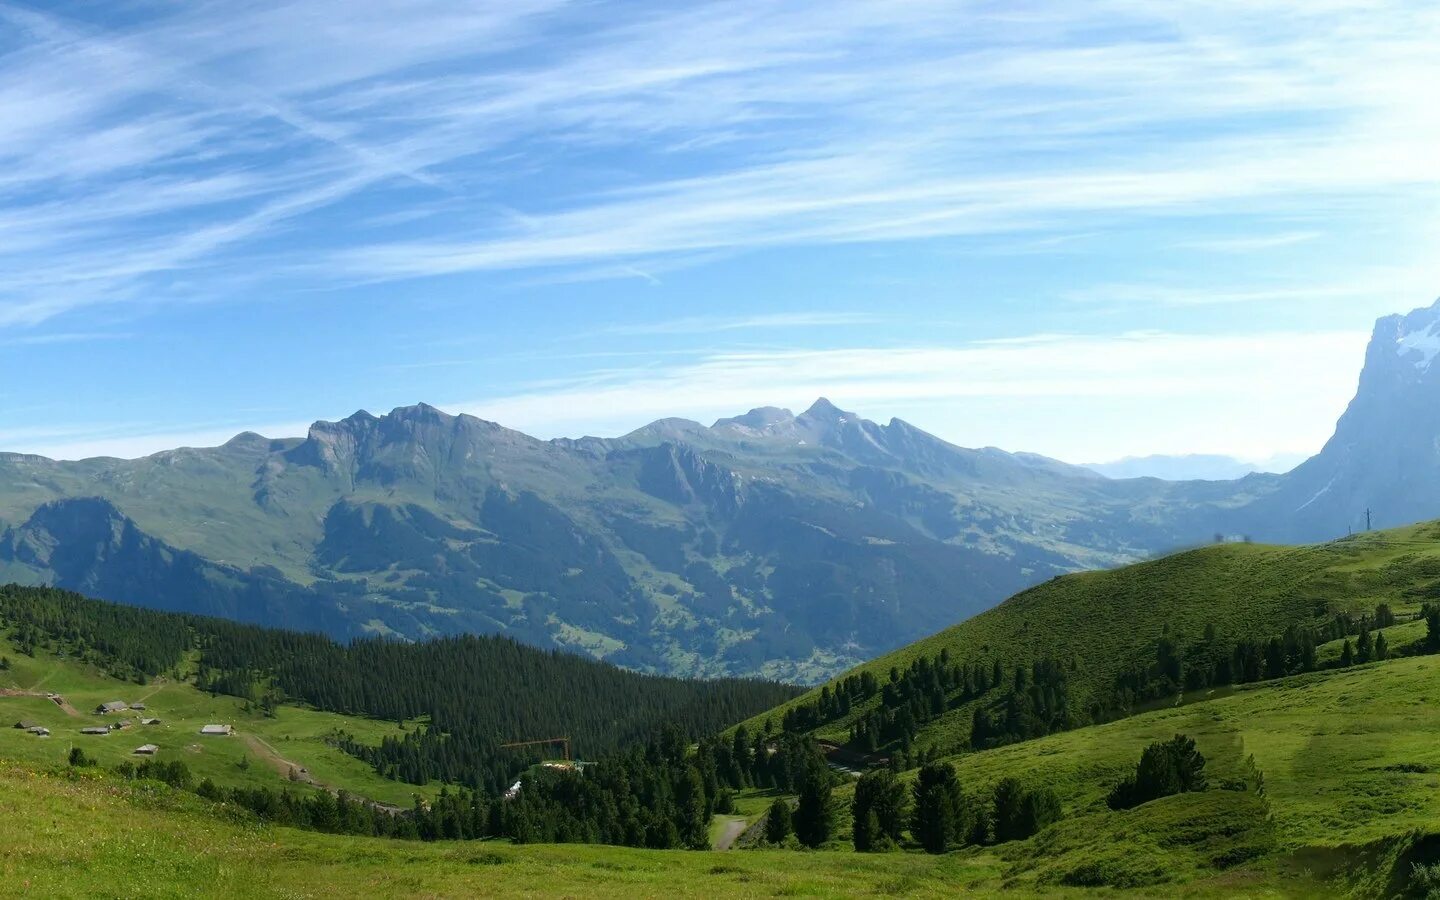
0;636;438;807
12;654;1440;897
4;759;1347;899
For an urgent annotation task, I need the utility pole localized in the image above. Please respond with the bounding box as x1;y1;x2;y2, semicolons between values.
1366;508;1372;532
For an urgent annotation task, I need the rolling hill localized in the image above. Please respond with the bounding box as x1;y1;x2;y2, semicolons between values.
741;520;1440;753
0;584;797;800
7;547;1440;896
2;297;1438;682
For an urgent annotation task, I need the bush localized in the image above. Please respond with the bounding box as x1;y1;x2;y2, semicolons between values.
993;777;1062;843
1108;734;1207;811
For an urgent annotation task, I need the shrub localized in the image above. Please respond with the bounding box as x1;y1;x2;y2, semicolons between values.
1108;734;1207;811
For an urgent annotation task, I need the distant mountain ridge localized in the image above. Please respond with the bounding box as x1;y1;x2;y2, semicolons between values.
1083;453;1304;482
2;298;1437;682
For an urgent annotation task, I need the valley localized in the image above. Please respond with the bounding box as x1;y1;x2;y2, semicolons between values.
6;517;1440;895
5;299;1440;683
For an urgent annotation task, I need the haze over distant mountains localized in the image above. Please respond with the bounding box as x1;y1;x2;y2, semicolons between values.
1;298;1437;682
1083;453;1306;482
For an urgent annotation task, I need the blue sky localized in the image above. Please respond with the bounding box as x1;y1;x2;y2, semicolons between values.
1;0;1438;463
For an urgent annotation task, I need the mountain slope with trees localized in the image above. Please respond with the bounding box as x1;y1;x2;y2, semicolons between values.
740;520;1440;763
3;298;1439;682
0;584;798;796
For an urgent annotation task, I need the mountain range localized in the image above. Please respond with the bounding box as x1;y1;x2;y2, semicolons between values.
1082;453;1304;481
2;298;1437;682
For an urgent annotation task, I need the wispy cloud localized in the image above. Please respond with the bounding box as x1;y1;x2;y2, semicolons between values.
1174;231;1322;253
442;328;1371;460
600;311;877;336
1;331;132;346
14;329;1371;462
0;0;1436;329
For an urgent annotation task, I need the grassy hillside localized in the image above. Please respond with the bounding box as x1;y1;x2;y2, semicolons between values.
876;652;1440;892
742;523;1440;747
0;633;435;807
10;650;1440;895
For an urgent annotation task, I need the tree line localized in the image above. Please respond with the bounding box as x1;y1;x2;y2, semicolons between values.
0;584;799;796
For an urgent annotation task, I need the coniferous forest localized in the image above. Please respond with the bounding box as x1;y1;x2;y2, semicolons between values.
0;584;800;799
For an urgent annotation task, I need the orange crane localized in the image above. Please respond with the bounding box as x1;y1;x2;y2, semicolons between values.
500;736;572;762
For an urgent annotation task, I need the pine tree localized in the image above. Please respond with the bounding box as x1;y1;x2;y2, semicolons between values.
1426;604;1440;653
1375;631;1388;661
1357;628;1373;664
793;768;834;848
991;777;1032;843
765;798;792;844
852;769;908;851
1340;639;1354;667
911;761;966;854
674;765;709;849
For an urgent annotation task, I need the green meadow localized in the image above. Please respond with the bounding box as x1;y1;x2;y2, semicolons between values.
0;635;437;807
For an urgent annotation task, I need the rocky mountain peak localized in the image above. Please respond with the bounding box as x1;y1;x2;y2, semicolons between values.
799;397;847;422
711;406;796;434
1383;297;1440;373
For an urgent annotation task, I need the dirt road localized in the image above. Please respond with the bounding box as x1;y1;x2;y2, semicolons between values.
1;688;80;718
713;816;748;850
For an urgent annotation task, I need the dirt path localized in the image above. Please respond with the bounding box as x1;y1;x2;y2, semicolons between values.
242;733;316;784
137;678;169;703
713;816;748;851
1;688;81;718
241;733;408;815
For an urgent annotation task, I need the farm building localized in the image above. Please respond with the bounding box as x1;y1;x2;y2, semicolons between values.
13;720;38;730
141;718;162;726
114;719;134;729
130;703;147;711
199;724;233;736
96;701;128;714
27;726;49;736
81;726;110;735
133;744;159;755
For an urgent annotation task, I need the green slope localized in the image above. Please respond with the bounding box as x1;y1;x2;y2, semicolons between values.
743;522;1440;748
10;650;1440;896
0;633;437;807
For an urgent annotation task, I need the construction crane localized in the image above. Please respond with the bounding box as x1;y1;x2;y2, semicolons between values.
500;736;572;762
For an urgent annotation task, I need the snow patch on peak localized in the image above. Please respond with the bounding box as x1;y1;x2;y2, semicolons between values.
1396;320;1440;371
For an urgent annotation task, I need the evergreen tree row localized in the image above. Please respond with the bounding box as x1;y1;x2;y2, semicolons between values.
0;584;800;795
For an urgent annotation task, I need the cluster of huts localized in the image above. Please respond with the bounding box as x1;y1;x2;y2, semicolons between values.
79;700;164;744
11;696;233;757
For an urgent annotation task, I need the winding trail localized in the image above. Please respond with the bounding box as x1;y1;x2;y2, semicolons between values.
242;733;317;784
241;733;408;815
713;816;748;850
1;688;80;718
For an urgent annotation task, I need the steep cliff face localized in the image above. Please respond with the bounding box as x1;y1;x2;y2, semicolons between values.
1239;298;1440;539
